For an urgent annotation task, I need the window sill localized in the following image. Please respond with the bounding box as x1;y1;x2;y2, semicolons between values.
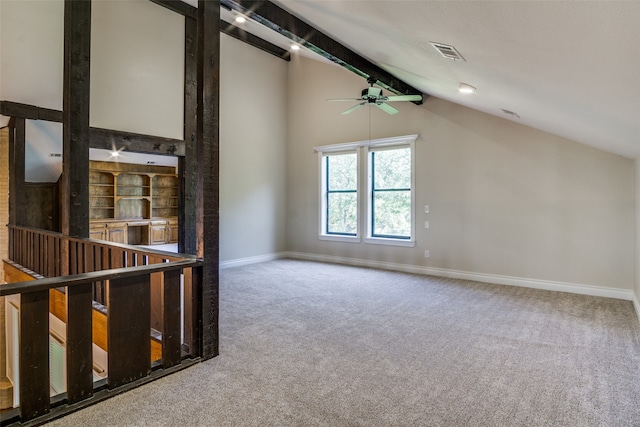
363;237;416;247
319;235;361;243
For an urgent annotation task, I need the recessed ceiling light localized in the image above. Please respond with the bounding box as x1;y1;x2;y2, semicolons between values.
459;83;476;94
110;151;120;157
234;15;246;24
291;44;300;51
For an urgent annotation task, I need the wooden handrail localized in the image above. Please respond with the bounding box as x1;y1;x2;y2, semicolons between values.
8;224;194;261
0;259;201;297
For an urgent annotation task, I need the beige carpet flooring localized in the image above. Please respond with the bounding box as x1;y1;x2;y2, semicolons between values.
46;259;640;426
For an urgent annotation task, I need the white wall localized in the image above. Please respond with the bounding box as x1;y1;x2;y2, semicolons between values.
90;0;184;139
287;55;635;292
219;34;288;263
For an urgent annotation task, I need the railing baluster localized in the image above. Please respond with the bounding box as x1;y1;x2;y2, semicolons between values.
66;282;94;403
19;289;50;420
149;255;163;333
190;266;203;357
162;269;182;368
108;273;151;388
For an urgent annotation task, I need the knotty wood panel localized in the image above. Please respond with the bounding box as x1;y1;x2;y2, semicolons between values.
108;274;151;388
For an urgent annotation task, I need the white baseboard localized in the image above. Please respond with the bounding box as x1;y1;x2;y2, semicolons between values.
633;293;640;321
220;252;288;270
285;251;634;302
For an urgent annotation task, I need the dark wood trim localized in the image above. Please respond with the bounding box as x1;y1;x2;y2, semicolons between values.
0;101;63;122
8;118;26;226
196;0;220;359
162;269;182;367
62;0;91;240
19;290;51;421
108;274;152;388
221;20;290;61
220;0;424;102
65;283;94;403
89;127;186;157
148;0;197;19
180;17;198;255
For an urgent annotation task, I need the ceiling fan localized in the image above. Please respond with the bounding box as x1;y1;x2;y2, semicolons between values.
327;77;423;115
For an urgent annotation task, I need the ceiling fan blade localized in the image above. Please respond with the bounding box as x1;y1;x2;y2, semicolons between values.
384;94;423;102
327;98;363;102
342;103;366;115
376;102;399;115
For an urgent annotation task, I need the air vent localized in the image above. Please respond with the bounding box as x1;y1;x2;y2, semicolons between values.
430;42;465;61
501;109;520;119
49;153;62;158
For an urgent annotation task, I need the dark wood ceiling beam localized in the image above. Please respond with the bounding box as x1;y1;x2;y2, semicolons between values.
148;0;198;19
220;0;425;103
221;20;290;61
89;127;186;157
0;101;63;122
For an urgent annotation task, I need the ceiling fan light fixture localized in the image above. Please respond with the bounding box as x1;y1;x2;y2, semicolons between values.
459;83;476;94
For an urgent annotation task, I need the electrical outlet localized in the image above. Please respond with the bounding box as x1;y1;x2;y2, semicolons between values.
424;205;429;213
424;221;429;229
424;250;430;258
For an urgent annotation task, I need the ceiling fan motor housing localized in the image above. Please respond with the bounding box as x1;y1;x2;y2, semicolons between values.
363;86;383;102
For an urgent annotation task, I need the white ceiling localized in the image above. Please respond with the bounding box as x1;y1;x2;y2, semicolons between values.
255;0;640;159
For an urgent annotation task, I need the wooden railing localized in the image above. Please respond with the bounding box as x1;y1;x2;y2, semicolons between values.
1;225;203;425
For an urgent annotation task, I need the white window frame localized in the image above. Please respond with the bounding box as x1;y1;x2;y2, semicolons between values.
315;134;417;247
317;149;361;243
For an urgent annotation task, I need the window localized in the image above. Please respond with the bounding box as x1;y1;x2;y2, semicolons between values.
324;152;358;236
316;135;417;246
370;147;412;239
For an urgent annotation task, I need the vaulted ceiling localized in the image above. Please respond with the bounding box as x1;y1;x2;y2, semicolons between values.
222;0;640;159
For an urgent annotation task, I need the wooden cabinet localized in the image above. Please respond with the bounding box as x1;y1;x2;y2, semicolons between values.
168;219;178;244
89;161;178;246
106;222;127;244
89;223;107;241
150;221;168;245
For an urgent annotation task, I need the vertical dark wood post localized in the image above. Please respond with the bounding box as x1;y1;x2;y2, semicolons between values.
62;0;93;404
162;269;182;367
196;0;220;359
8;117;27;227
180;16;198;255
19;290;50;420
108;274;151;388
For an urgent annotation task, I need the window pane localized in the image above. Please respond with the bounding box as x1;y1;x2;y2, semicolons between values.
327;153;357;191
372;148;410;189
373;190;411;237
327;192;357;234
